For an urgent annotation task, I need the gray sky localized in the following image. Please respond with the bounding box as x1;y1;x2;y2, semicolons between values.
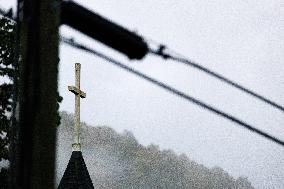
2;0;284;188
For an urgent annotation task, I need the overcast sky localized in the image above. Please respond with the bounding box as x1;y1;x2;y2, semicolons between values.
2;0;284;188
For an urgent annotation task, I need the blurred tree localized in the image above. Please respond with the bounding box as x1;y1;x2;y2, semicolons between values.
0;16;62;188
0;16;15;189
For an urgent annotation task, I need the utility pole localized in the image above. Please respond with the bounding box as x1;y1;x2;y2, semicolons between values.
15;0;60;188
11;0;149;188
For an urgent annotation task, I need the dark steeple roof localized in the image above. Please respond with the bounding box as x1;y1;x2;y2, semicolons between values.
58;151;94;189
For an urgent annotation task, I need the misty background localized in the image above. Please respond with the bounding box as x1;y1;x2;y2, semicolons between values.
1;0;284;188
56;111;255;188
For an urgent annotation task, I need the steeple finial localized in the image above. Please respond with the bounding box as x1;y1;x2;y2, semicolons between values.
68;63;86;151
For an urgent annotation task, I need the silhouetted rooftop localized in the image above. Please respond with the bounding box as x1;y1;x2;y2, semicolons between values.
58;151;94;189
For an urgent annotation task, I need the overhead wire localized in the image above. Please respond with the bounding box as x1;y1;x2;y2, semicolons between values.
1;7;283;147
61;36;284;148
149;45;284;113
1;7;283;113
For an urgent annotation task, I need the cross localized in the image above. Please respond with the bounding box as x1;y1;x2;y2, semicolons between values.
68;63;86;151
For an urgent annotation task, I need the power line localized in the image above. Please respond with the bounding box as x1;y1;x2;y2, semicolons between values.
2;7;283;146
150;46;284;113
2;6;283;145
2;7;283;114
61;36;284;148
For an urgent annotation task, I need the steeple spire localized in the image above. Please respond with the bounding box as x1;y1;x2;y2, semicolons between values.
58;63;94;189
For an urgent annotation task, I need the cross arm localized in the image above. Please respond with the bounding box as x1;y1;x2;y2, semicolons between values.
68;86;86;98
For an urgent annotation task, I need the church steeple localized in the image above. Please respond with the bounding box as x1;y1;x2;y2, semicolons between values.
58;63;94;189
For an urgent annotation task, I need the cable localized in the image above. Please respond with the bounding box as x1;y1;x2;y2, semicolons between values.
61;36;284;148
150;46;284;113
2;7;283;146
3;6;282;114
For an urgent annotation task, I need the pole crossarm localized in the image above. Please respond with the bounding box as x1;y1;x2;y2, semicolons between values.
60;1;148;60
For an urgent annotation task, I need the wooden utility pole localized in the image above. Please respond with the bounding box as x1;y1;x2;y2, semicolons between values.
15;0;60;188
68;63;86;152
11;0;148;188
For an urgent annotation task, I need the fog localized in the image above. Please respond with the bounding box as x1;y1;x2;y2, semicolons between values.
1;0;284;188
56;112;254;188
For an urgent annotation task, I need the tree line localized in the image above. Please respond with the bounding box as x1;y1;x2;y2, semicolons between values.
57;111;254;189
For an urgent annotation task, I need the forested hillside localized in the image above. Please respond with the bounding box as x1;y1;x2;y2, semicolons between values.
56;111;254;189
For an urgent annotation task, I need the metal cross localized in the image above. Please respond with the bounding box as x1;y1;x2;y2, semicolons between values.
68;63;86;151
